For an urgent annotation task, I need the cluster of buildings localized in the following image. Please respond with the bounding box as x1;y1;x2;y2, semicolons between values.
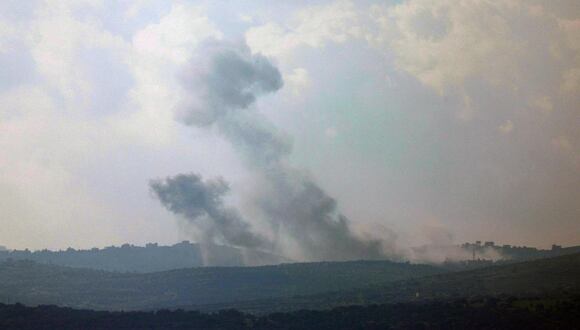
459;241;577;262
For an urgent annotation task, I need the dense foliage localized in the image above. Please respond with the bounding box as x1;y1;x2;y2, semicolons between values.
1;295;579;329
0;253;578;328
0;259;442;311
187;252;580;313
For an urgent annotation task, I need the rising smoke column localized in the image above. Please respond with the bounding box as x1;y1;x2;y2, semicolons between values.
150;173;270;249
151;40;386;261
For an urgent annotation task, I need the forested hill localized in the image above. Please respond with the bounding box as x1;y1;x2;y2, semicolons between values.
2;241;578;273
0;242;289;272
2;295;579;330
204;252;580;314
0;259;443;311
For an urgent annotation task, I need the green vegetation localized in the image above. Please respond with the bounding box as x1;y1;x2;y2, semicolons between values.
1;295;579;329
197;252;580;313
0;259;442;311
1;253;579;328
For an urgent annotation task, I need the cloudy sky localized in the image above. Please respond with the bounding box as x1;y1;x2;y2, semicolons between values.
0;0;578;254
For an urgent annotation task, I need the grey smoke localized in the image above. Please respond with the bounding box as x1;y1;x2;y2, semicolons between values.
176;40;283;127
150;173;270;249
255;171;386;261
152;40;387;261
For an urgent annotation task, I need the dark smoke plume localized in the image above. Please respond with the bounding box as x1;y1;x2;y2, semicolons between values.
176;40;283;127
150;173;270;249
152;39;387;261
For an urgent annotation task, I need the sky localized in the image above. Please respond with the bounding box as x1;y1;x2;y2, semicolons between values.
0;0;578;255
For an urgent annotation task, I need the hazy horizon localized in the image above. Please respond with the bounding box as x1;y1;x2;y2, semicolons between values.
0;0;578;257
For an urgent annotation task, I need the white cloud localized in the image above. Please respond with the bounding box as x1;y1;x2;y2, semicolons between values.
124;0;154;19
246;0;364;57
0;1;223;249
117;3;221;146
285;67;310;96
0;21;18;52
370;1;580;109
132;3;220;63
371;0;525;93
27;1;128;111
1;0;579;251
0;85;125;249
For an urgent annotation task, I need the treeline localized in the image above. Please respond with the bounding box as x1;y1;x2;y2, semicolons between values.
1;295;579;329
1;253;579;314
0;241;288;272
459;242;580;261
2;241;578;273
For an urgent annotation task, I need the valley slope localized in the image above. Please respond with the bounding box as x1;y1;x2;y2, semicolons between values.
204;252;580;314
0;259;442;311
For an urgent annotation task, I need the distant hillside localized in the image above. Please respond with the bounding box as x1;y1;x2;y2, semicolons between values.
411;241;580;266
459;242;580;262
2;241;577;273
0;259;443;311
0;241;289;272
205;252;580;314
